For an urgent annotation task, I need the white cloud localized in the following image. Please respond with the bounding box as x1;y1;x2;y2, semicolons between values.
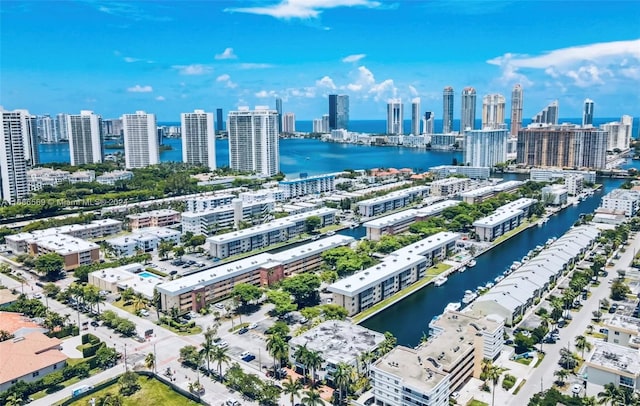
225;0;381;19
344;65;397;101
488;39;640;88
127;84;153;93
123;56;139;63
408;85;418;96
215;47;237;60
238;63;273;70
315;76;336;89
255;90;278;98
342;53;366;63
172;64;212;75
155;96;166;101
216;74;238;88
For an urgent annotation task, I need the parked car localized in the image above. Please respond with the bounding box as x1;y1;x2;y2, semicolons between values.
214;303;225;309
139;309;150;317
216;341;229;349
249;322;258;329
237;327;249;335
90;321;100;327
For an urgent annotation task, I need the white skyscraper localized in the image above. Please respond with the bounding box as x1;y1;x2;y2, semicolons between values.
423;112;435;135
510;84;523;136
482;94;506;129
122;111;159;169
601;115;633;151
583;98;594;127
39;115;56;143
533;101;559;125
461;87;477;131
56;113;69;141
0;108;29;203
464;128;508;167
228;107;279;177
67;110;103;166
282;113;296;133
387;99;403;135
411;98;421;135
181;109;216;170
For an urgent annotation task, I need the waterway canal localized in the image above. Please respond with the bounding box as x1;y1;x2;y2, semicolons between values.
361;178;626;347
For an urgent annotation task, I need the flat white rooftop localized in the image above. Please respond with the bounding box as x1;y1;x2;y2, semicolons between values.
473;209;523;228
30;234;99;254
587;341;640;375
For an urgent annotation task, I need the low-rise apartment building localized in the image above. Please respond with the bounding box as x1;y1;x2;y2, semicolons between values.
429;178;470;197
328;232;459;316
429;166;490;180
357;186;429;217
27;234;99;271
541;185;568;206
88;263;162;300
473;198;537;242
585;341;640;392
460;180;523;204
106;227;181;257
95;170;133;185
0;333;68;392
279;174;335;199
604;315;640;349
6;219;122;253
156;235;353;313
529;168;596;184
181;199;275;236
26;168;70;191
185;194;235;212
289;321;384;383
600;189;640;217
127;209;181;230
207;208;337;259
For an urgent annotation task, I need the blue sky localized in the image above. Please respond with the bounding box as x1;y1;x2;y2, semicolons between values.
2;0;639;121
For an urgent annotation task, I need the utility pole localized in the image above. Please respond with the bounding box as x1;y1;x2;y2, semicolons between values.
124;344;128;372
153;343;157;375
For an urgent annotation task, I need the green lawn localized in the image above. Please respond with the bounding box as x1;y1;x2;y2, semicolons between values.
467;400;489;406
158;320;203;336
65;376;198;406
493;219;535;245
352;263;452;324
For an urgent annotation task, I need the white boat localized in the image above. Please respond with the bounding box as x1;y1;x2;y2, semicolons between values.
494;275;504;283
350;223;359;229
522;256;530;262
485;282;495;289
546;237;557;245
573;200;580;206
445;302;461;312
510;261;521;271
458;266;466;273
434;276;448;287
537;220;545;227
462;291;478;304
467;260;476;268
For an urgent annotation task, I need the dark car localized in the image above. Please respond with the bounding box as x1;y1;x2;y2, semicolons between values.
543;336;556;344
90;320;100;327
182;314;192;321
243;354;255;362
237;327;249;335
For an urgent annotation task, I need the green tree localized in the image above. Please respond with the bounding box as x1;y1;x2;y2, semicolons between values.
172;245;185;258
301;389;325;406
319;304;348;320
486;364;503;406
34;252;65;279
73;265;92;283
378;331;397;355
95;345;118;369
115;319;136;336
145;352;155;372
553;368;569;385
282;376;304;406
120;287;135;304
611;279;631;300
597;382;621;406
158;241;174;260
267;290;297;317
211;345;230;379
266;321;290;338
118;370;140;395
333;362;354;405
201;327;216;374
575;335;592;359
266;334;289;370
231;283;263;306
180;345;201;367
42;282;60;297
281;273;321;307
305;216;322;233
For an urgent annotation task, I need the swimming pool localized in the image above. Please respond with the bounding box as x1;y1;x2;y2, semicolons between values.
138;271;160;279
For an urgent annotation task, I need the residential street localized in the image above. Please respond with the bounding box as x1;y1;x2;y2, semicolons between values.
508;230;639;405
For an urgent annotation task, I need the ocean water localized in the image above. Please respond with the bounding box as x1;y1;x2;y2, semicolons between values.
38;117;638;177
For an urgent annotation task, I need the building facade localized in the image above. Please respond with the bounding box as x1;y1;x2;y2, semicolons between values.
601;115;633;151
228;107;280;177
481;94;506;129
411;98;421;135
279;174;335;199
442;87;454;133
460;87;476;131
532;101;559;125
583;98;594;126
181;109;216;171
510;84;523;137
328;94;349;130
387;99;403;135
282;112;295;133
122;111;159;169
0;108;30;203
463;128;508;167
516;124;608;169
600;189;640;217
67;110;103;166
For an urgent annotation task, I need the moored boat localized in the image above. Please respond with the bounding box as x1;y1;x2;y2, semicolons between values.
434;276;448;287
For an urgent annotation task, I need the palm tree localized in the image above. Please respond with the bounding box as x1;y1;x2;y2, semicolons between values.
575;335;593;359
201;327;216;373
282;377;303;406
132;293;146;311
306;350;323;387
301;389;325;406
266;334;288;371
5;392;21;406
582;396;597;406
486;364;503;406
554;369;569;385
598;383;621;406
211;345;230;379
332;362;354;405
358;351;375;376
152;288;161;319
145;352;155;372
294;345;311;382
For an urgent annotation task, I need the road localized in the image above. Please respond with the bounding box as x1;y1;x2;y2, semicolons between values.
508;230;639;404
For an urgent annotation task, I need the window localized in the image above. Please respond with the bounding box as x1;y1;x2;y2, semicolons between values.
32;371;39;377
53;364;58;370
614;331;620;336
620;375;634;388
